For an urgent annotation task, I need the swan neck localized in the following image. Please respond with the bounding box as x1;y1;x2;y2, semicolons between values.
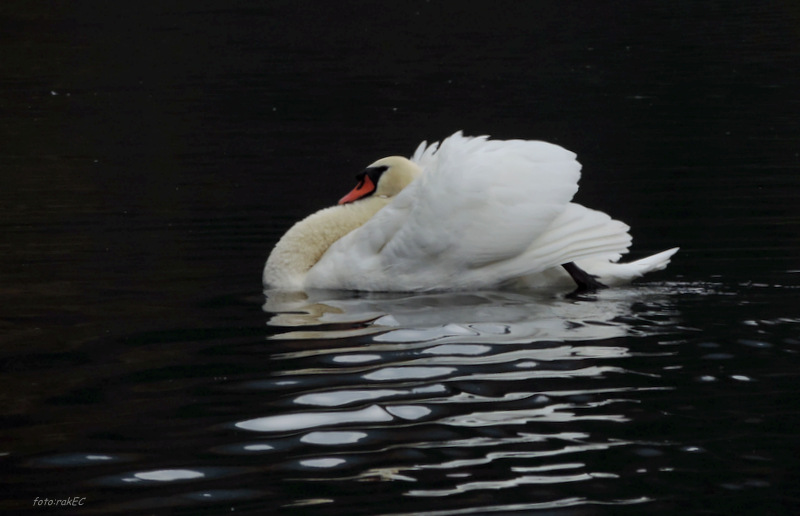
263;198;386;289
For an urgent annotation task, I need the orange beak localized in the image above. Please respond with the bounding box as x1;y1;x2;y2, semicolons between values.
338;175;376;204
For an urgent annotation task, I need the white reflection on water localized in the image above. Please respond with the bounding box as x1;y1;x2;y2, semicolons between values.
132;469;205;482
263;287;677;344
408;470;617;497
383;496;652;516
237;404;393;432
301;431;368;445
246;287;678;433
245;285;682;510
294;384;447;407
439;401;630;427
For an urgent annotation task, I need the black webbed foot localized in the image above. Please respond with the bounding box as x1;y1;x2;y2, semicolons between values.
562;262;607;294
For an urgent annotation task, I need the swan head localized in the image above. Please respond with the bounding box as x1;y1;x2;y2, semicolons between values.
338;156;422;205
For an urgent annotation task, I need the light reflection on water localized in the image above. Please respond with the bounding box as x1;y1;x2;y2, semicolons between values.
10;279;800;515
263;286;680;342
235;285;686;512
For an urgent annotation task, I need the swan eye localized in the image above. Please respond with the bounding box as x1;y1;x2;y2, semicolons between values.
363;165;389;184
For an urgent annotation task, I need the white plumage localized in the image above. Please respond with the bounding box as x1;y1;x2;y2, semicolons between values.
264;132;677;292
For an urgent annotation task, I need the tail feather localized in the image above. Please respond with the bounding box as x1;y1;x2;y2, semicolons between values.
580;247;679;286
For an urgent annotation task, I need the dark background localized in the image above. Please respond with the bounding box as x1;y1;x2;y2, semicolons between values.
2;1;800;514
3;1;799;299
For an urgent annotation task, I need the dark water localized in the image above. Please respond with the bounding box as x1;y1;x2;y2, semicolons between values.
3;2;800;515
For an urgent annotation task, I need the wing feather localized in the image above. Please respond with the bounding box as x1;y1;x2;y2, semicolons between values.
388;132;581;265
308;132;587;291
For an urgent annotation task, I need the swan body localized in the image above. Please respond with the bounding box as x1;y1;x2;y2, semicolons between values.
263;132;678;292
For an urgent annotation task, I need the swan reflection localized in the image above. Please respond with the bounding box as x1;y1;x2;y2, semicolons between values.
263;287;676;344
243;286;678;510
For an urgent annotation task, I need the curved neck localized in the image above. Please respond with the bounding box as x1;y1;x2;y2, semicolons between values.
264;197;388;289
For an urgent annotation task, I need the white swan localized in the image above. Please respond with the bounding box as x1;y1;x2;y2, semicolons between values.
264;132;678;292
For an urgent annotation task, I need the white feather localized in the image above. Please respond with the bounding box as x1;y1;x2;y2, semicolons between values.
267;132;678;292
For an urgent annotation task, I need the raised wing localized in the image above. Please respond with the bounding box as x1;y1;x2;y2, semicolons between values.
399;132;581;264
307;132;582;291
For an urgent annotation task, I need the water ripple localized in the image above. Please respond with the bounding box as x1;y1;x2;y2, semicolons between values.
13;280;798;515
216;286;690;511
236;404;394;433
